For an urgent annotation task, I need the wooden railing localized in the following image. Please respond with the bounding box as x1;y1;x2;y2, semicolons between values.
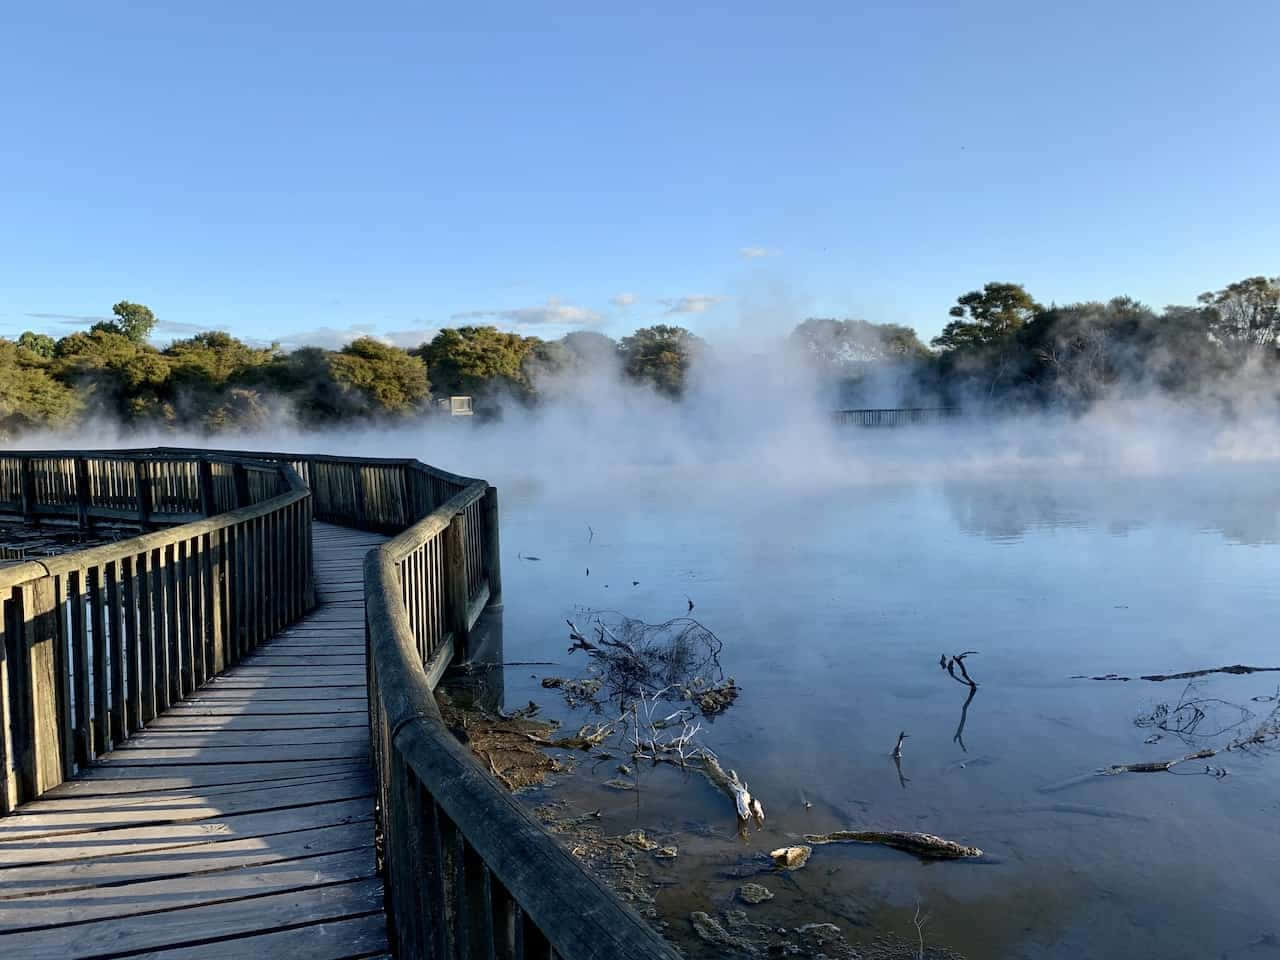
283;457;677;959
0;451;313;813
0;450;287;528
0;446;678;959
833;406;961;427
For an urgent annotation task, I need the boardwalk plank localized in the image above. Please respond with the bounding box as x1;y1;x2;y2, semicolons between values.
0;777;374;842
0;847;376;931
0;820;373;899
2;876;384;959
0;522;388;958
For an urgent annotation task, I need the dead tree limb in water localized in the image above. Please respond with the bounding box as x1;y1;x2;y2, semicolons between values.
942;652;978;688
804;830;983;860
954;685;978;752
1073;664;1280;682
1103;747;1218;775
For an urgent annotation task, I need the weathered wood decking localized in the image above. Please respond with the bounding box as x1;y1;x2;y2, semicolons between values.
0;523;389;959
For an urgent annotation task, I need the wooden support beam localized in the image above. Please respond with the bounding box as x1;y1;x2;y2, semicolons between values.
444;512;470;661
17;578;63;799
134;460;153;529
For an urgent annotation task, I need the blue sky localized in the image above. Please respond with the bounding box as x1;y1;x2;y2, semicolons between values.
2;1;1277;349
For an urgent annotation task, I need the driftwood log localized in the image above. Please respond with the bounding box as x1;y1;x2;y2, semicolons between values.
804;830;983;860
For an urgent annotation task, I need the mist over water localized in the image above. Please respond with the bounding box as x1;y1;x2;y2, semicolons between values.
15;352;1280;959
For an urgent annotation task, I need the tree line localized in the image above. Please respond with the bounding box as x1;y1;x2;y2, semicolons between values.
791;274;1280;412
2;273;1277;437
0;302;708;436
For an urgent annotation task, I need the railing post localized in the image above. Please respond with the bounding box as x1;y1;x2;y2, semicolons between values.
483;485;502;608
444;512;470;660
14;579;63;800
198;459;216;516
232;463;251;508
74;457;91;531
18;456;36;521
400;468;416;528
352;464;368;529
0;589;18;812
133;460;153;529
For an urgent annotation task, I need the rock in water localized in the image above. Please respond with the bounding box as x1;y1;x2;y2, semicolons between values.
622;830;658;851
737;882;774;905
769;845;811;869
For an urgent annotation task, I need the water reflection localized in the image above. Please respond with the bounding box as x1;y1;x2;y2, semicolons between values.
944;467;1280;545
953;685;978;752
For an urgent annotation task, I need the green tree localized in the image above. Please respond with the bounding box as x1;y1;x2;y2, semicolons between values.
267;348;346;424
932;283;1043;351
618;324;704;398
418;326;540;397
329;337;430;415
0;338;82;434
1197;275;1280;352
54;328;174;422
164;331;279;430
16;331;56;358
92;300;159;343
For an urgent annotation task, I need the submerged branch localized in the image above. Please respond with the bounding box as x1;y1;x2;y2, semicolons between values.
1074;664;1280;682
804;830;983;860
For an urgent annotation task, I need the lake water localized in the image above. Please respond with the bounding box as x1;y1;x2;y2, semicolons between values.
484;456;1280;959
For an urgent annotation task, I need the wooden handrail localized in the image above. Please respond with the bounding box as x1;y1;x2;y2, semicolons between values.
363;486;677;960
0;452;313;813
1;445;678;959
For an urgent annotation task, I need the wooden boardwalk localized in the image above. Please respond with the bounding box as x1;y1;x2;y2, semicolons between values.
0;523;389;959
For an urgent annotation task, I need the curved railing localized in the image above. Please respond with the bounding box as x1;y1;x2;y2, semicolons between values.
0;446;679;959
0;450;313;813
311;458;679;959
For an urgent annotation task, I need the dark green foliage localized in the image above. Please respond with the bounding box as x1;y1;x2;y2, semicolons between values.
54;328;175;423
329;337;430;415
418;326;540;399
6;275;1279;437
17;331;56;358
91;301;159;343
932;283;1043;351
618;325;704;398
164;331;279;430
0;338;82;436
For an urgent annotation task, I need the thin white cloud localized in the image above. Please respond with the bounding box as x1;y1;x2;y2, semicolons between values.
739;246;782;259
451;297;603;328
267;324;381;350
235;324;438;351
379;327;438;349
25;312;113;325
611;292;636;308
155;320;209;336
659;295;726;315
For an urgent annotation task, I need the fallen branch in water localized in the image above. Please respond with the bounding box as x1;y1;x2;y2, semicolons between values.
527;721;616;751
1073;664;1280;682
942;652;979;688
1102;747;1219;774
701;753;765;829
804;829;983;860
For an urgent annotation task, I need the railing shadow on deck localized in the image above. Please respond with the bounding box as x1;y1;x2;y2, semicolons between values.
0;447;678;960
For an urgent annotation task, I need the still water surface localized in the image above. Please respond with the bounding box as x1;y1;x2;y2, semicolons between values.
488;461;1280;959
